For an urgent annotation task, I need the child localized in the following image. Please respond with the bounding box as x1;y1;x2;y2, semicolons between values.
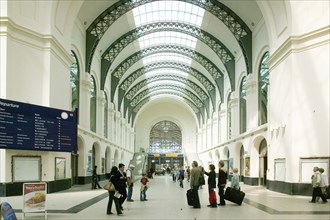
231;168;240;190
140;173;149;201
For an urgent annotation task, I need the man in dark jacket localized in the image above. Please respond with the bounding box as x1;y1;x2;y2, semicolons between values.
217;160;227;206
115;163;127;210
92;165;102;189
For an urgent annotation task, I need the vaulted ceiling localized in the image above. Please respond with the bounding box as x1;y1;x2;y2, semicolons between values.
77;0;263;124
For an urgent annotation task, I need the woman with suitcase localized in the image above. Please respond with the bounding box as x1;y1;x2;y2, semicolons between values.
204;164;217;207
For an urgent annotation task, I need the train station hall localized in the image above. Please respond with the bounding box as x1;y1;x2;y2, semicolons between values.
0;0;329;219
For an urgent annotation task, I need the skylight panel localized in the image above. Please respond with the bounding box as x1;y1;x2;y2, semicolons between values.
132;1;205;90
143;53;192;66
133;1;204;27
139;32;197;49
145;69;188;78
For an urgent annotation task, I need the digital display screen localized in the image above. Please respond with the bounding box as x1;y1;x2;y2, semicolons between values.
0;98;77;153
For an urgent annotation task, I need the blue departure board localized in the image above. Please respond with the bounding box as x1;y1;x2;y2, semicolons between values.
0;98;77;153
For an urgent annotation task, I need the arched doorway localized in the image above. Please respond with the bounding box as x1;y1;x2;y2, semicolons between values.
148;120;182;173
259;139;268;186
239;145;244;181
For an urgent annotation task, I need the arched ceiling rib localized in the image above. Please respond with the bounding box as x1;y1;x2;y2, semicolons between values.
109;50;223;103
122;76;211;114
129;92;204;125
83;0;254;123
100;22;235;89
86;0;252;74
118;66;216;109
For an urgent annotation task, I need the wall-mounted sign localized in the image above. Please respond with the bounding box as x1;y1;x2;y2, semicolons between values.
0;98;77;153
148;153;184;158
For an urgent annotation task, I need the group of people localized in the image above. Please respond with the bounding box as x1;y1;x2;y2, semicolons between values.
189;160;240;208
310;166;328;203
103;163;150;216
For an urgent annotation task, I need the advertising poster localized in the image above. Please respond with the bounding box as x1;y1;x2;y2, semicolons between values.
23;183;46;212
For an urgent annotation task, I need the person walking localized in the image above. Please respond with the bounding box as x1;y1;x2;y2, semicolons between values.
126;164;135;202
310;166;327;203
140;173;149;201
204;164;217;207
115;163;128;210
106;166;123;215
178;166;185;188
190;161;201;208
91;165;102;189
217;160;227;206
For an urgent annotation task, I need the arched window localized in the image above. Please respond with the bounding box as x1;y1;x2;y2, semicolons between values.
149;120;182;153
240;77;247;133
104;92;108;138
227;92;232;140
258;52;270;125
90;75;97;132
70;51;80;118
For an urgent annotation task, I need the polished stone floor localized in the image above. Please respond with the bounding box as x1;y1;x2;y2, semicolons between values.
1;175;329;219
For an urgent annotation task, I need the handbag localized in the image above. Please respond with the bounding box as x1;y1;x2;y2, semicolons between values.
199;175;205;186
103;181;115;191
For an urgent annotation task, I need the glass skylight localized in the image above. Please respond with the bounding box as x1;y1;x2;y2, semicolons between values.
143;53;192;66
133;1;204;27
139;32;197;49
145;68;188;78
132;1;205;90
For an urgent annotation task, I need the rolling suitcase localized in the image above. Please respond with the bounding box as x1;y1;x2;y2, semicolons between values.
224;187;245;205
186;189;194;206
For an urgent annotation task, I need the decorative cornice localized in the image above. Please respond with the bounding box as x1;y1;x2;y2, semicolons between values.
268;26;330;71
0;18;72;69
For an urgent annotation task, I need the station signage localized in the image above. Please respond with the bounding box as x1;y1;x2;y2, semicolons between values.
0;98;77;153
148;153;184;157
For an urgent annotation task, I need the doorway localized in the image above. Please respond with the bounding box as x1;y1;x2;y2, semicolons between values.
71;153;78;185
259;139;268;186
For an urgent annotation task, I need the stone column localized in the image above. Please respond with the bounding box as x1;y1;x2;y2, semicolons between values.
108;103;115;141
219;104;227;143
96;91;106;136
245;74;258;131
229;93;239;138
79;76;92;129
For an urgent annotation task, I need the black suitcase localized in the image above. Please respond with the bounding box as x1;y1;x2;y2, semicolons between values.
326;186;330;199
186;189;194;206
224;187;245;205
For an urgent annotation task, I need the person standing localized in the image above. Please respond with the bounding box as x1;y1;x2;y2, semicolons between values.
217;160;227;206
91;165;102;189
204;164;217;207
231;168;240;190
172;165;178;182
310;166;327;203
126;164;135;202
186;166;191;182
115;163;128;210
107;166;123;215
190;161;201;208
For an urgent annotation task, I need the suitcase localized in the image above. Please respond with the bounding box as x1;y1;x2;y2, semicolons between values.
186;189;194;206
224;187;245;205
326;186;330;199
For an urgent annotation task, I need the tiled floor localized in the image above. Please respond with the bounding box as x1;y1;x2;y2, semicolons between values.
1;175;329;219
